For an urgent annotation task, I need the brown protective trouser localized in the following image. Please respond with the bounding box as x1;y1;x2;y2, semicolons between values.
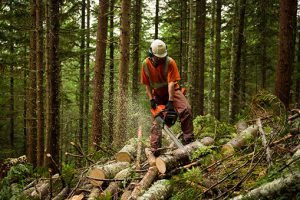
150;90;194;152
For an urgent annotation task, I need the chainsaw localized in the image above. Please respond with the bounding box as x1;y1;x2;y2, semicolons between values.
151;105;185;149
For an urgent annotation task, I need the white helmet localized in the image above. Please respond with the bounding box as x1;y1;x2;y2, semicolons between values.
150;39;167;58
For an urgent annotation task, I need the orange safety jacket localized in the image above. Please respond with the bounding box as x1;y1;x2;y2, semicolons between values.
141;57;181;97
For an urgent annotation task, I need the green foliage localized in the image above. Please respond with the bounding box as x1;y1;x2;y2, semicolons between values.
0;164;34;200
170;168;203;200
192;146;214;161
62;163;76;186
193;114;235;145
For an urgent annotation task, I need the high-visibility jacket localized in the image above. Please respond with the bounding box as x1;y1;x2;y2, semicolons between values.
141;56;180;97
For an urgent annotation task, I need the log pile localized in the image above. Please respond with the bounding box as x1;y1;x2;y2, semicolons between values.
16;109;300;200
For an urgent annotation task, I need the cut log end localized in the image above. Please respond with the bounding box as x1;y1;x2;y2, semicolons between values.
88;168;105;186
115;152;132;163
156;157;167;174
221;144;235;155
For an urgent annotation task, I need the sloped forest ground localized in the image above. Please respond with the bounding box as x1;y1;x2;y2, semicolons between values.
1;92;300;200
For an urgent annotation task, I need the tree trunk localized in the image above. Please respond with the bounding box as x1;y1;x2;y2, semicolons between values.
229;0;246;123
88;162;130;186
180;0;188;85
275;0;297;109
84;0;90;153
115;0;131;146
137;179;172;200
131;0;142;100
187;0;194;97
129;166;158;199
214;0;222;120
108;0;115;142
193;0;206;116
36;0;44;167
91;0;109;149
154;0;159;39
156;141;204;174
45;0;60;172
208;0;215;115
79;0;86;148
9;43;14;147
115;139;137;163
260;0;267;89
27;0;37;166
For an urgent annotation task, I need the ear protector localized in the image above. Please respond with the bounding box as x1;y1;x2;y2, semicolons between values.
148;47;154;58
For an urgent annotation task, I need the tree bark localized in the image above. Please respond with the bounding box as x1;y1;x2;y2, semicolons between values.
115;0;131;146
36;0;44;167
275;0;297;109
88;162;130;186
229;0;246;123
192;0;206;116
156;141;204;174
92;0;109;149
214;0;222;120
79;0;86;148
45;0;60;172
108;0;115;142
129;166;158;199
84;0;91;153
208;0;215;115
222;125;258;154
137;179;172;200
27;0;37;166
115;139;137;163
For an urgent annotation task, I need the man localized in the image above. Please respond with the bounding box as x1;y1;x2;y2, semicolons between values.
141;39;195;156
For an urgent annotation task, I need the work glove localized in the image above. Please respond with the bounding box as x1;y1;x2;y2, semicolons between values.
150;99;157;109
165;101;175;111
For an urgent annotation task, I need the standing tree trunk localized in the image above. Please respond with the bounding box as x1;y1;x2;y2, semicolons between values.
193;0;206;116
154;0;159;39
131;0;142;100
260;0;267;89
228;0;246;123
91;0;109;149
108;0;115;142
180;0;188;85
214;0;222;120
84;0;90;153
296;24;300;107
79;0;86;147
36;0;44;167
9;44;14;147
275;0;297;109
115;0;131;146
45;0;60;172
187;0;194;101
208;0;215;115
27;0;37;166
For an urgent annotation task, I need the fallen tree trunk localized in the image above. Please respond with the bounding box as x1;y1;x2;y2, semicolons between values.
0;155;27;178
101;168;134;198
232;171;300;200
87;188;100;200
137;179;172;200
145;148;156;167
129;166;158;199
52;187;69;200
222;125;258;154
156;140;204;174
87;162;130;186
115;139;137;162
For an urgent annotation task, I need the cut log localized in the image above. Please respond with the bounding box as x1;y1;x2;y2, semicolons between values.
222;125;258;154
120;182;137;200
136;126;143;170
156;141;204;174
256;118;272;167
115;138;137;162
31;182;50;199
129;166;158;199
232;171;300;200
87;162;130;186
101;168;134;197
137;179;172;200
145;148;156;167
235;120;248;134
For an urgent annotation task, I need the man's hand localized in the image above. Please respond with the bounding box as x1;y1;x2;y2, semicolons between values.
150;99;157;109
165;101;175;111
